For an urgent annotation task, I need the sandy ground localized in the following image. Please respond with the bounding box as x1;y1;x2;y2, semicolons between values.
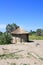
0;40;43;65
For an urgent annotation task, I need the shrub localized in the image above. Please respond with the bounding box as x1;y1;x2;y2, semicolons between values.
0;32;12;45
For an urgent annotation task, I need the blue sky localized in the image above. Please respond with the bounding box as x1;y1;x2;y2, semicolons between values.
0;0;43;32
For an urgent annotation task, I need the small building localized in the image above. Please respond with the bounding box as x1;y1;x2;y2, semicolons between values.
11;27;29;43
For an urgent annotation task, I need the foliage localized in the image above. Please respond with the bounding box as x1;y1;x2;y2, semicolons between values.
30;29;43;36
0;32;12;45
23;63;27;65
0;31;3;35
29;34;43;40
41;29;43;36
30;29;43;40
36;29;41;36
39;57;43;61
10;63;16;65
30;30;36;35
36;29;43;36
0;53;21;59
6;23;19;33
0;23;19;45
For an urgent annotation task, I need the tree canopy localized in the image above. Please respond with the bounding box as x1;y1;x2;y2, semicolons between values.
6;23;19;33
36;29;43;36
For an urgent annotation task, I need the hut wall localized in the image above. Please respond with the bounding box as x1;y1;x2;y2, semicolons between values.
12;35;21;43
12;34;28;43
20;34;27;42
12;37;15;43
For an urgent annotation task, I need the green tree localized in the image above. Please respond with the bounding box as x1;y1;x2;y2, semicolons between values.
6;23;19;33
36;29;41;36
41;29;43;36
30;30;36;35
6;24;12;33
0;31;3;35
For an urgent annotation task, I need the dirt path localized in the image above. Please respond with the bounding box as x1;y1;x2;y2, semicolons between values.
0;40;43;65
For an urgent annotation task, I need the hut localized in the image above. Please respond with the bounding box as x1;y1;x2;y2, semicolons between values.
11;27;29;43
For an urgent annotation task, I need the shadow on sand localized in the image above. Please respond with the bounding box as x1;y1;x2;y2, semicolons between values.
27;40;34;43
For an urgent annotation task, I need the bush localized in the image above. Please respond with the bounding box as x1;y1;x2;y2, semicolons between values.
0;32;12;45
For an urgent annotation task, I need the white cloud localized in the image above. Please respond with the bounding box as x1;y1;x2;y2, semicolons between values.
0;24;6;29
0;24;6;32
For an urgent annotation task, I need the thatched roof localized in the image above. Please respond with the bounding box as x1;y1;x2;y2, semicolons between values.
11;27;29;34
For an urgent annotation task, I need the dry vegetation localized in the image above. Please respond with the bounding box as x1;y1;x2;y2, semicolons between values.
0;40;43;65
